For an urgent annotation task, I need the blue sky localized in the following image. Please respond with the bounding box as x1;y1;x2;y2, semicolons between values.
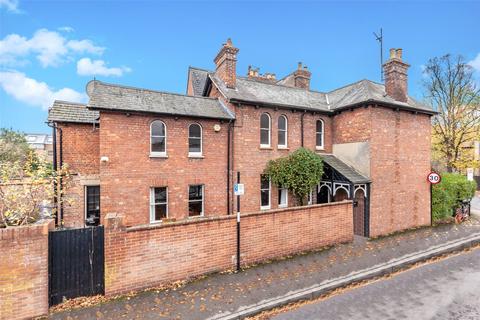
1;0;479;134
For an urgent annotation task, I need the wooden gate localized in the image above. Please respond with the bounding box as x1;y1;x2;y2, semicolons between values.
48;226;105;306
353;189;366;236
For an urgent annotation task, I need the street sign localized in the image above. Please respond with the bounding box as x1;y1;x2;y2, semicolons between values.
427;172;441;184
234;183;244;196
467;168;474;181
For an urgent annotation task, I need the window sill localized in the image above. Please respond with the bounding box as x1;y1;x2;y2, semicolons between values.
259;146;273;150
315;147;325;151
278;204;288;208
150;153;168;158
277;146;289;150
260;206;271;210
188;154;204;159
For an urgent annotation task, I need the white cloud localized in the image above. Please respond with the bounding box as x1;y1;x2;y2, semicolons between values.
77;58;131;77
0;70;87;110
0;28;104;67
468;53;480;73
0;0;20;13
58;26;74;33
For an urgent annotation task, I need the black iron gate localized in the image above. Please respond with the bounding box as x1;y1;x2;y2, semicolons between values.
48;226;105;306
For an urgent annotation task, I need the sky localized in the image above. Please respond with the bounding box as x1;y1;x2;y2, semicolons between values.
1;0;479;134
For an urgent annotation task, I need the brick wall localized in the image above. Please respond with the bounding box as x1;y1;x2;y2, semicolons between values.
57;123;100;228
0;220;53;320
333;105;431;237
104;201;352;296
99;112;230;226
230;103;332;213
369;108;431;236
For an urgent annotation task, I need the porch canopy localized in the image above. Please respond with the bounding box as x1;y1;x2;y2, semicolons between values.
318;154;370;202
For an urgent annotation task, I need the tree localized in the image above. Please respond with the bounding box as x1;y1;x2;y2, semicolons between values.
423;55;480;172
264;148;323;205
0;156;71;228
0;128;40;168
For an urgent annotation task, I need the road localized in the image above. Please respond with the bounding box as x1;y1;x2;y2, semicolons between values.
273;248;480;320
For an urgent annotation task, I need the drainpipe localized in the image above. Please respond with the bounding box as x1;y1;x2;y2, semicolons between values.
46;122;63;227
226;120;233;215
301;111;305;147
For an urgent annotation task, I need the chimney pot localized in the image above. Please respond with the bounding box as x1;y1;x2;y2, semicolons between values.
298;62;302;70
389;48;396;59
396;48;403;60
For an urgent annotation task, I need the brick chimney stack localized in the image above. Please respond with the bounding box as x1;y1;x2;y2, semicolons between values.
383;48;410;102
293;62;311;89
214;38;239;89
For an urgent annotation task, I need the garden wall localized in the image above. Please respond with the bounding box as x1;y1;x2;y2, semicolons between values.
104;201;353;295
0;219;53;320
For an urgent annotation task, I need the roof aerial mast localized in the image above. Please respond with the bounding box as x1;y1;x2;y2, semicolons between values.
373;28;384;82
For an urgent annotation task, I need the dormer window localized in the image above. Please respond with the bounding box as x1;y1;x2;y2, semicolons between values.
260;113;271;147
151;120;167;157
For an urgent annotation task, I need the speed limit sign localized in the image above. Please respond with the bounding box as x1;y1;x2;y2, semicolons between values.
427;172;441;184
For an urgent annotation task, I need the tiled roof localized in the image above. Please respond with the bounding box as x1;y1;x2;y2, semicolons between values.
207;72;434;114
25;134;52;145
86;80;234;120
188;67;209;96
321;154;371;184
48;101;99;124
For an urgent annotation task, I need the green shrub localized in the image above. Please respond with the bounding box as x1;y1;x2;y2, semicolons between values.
432;173;477;221
265;148;323;205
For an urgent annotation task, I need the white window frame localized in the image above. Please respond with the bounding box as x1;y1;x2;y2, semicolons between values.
188;123;203;157
188;184;204;217
307;189;313;205
278;186;288;208
150;187;168;223
150;120;167;157
278;115;288;149
260;175;271;210
315;119;324;150
260;113;271;148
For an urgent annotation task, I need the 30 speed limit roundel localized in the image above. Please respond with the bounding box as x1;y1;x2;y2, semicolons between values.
427;172;441;184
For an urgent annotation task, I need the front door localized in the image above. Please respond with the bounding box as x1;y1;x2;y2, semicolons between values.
353;189;365;236
85;186;100;226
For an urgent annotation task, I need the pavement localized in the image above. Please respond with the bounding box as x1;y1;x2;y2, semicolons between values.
50;218;480;320
274;246;480;320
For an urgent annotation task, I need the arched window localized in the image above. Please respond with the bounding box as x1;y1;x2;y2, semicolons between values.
316;119;324;149
188;123;202;156
278;115;288;148
151;120;166;155
260;113;271;147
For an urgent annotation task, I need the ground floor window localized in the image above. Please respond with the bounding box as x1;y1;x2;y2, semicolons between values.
85;185;100;226
278;186;288;208
150;187;168;222
260;174;271;210
188;184;204;217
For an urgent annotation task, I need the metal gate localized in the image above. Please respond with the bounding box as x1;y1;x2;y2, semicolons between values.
48;226;105;306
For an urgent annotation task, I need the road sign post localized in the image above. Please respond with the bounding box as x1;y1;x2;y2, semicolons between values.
235;175;243;272
427;172;441;225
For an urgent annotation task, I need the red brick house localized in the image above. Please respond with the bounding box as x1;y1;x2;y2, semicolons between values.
48;40;434;237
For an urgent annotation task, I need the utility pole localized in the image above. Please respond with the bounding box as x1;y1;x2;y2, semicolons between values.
373;28;384;81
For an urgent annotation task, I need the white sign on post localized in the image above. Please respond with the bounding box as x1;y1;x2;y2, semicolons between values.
427;172;441;184
234;183;245;196
467;168;474;181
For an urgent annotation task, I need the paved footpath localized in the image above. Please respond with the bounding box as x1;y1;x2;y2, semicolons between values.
50;218;480;320
274;247;480;320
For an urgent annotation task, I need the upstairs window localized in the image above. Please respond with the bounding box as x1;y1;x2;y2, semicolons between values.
260;174;271;210
188;123;202;156
260;113;271;147
278;115;288;148
316;119;324;150
150;187;168;222
151;120;167;155
188;184;204;217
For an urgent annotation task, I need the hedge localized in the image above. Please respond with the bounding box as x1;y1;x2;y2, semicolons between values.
432;173;477;221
